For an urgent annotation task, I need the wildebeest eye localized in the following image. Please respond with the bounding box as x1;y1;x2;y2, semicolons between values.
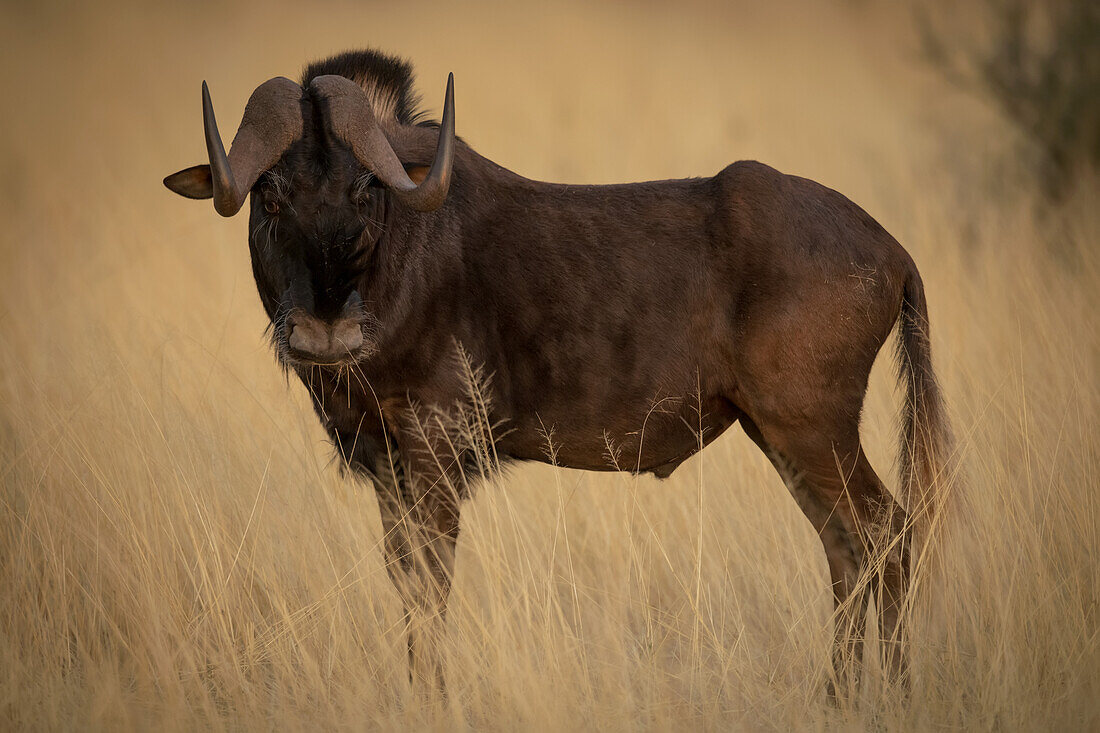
352;171;378;206
264;200;280;215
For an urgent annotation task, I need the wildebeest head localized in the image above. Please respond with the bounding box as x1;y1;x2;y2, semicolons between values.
164;53;454;367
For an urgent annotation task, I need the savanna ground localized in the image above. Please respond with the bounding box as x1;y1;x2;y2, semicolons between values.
1;0;1097;730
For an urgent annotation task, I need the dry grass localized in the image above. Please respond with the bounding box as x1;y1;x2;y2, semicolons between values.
1;0;1098;730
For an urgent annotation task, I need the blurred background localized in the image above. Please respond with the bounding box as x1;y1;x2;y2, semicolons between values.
1;1;1097;730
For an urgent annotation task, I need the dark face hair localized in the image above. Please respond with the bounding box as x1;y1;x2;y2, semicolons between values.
247;131;386;330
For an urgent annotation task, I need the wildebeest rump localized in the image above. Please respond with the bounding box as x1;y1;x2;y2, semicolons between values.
164;49;950;694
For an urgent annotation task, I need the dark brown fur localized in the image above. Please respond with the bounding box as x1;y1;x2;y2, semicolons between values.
166;49;951;695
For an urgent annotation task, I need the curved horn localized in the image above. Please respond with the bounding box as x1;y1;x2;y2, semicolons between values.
311;73;455;212
203;77;304;217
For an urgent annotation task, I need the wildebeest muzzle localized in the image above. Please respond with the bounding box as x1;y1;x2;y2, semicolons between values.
282;291;371;366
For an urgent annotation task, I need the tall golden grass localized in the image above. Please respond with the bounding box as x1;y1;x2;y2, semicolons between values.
1;1;1097;729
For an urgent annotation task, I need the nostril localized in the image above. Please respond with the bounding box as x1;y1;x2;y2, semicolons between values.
288;325;313;354
332;320;364;352
287;317;328;355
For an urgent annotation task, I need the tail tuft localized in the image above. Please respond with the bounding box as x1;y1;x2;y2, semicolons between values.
895;268;951;532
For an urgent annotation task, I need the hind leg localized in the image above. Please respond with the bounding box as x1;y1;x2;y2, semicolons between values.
740;415;911;695
855;457;912;685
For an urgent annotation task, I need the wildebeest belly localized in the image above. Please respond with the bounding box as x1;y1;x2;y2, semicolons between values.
495;392;740;477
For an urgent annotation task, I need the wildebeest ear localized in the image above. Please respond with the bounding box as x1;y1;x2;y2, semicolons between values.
163;164;214;199
405;165;430;185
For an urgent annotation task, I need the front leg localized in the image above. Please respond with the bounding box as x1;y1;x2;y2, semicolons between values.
374;481;458;693
329;408;463;693
304;368;472;692
372;401;469;693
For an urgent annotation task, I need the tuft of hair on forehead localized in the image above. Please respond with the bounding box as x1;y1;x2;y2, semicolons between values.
301;49;426;126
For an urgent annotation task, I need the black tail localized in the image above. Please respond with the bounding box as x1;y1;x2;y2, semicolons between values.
895;268;951;532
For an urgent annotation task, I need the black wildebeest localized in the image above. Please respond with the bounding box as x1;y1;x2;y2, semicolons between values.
165;49;949;693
